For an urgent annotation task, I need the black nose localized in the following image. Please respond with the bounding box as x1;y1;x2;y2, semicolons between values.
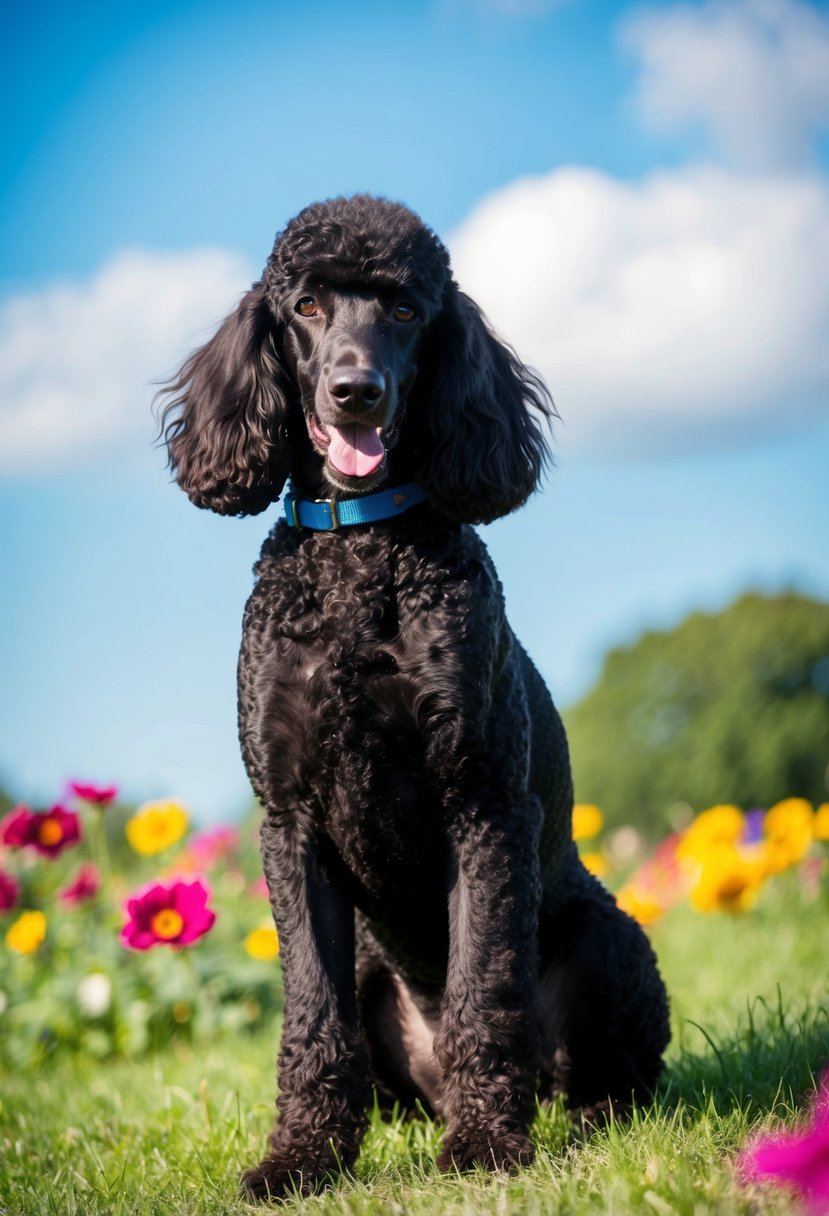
327;367;386;412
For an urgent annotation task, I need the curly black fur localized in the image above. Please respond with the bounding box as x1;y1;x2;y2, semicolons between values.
158;194;670;1202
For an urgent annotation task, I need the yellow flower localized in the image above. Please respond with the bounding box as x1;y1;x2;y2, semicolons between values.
244;924;280;961
616;885;663;926
126;800;189;855
572;804;603;842
815;803;829;842
676;804;745;865
581;851;609;879
6;909;47;955
689;845;765;914
763;798;814;874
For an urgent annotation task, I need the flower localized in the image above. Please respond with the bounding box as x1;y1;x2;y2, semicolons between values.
59;863;101;905
616;885;664;926
689;845;766;914
739;1069;829;1214
121;877;215;950
67;780;119;806
580;851;609;879
5;909;47;954
0;868;21;913
188;826;239;869
628;832;689;911
815;804;829;842
763;798;814;874
76;973;112;1017
676;804;745;866
125;799;189;855
244;924;280;961
572;804;603;842
742;808;766;844
0;804;82;858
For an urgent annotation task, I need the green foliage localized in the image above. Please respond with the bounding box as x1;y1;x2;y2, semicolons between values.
0;798;280;1068
564;592;829;836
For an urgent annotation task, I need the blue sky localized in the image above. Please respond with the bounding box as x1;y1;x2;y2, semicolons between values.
2;0;828;822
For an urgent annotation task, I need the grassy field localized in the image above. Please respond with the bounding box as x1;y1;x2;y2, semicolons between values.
1;885;827;1216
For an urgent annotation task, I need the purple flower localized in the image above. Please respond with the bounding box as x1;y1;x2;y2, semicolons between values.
742;808;766;845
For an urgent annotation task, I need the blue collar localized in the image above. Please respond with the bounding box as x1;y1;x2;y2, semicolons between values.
283;482;428;531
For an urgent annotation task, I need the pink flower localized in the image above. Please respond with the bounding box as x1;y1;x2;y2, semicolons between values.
740;1070;829;1214
188;826;239;869
0;867;21;913
1;804;82;857
121;877;216;951
67;780;119;806
251;876;269;899
59;863;101;905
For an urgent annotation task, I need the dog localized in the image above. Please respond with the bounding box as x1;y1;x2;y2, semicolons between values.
159;194;670;1201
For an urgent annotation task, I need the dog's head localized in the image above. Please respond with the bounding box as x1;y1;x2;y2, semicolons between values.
158;194;553;524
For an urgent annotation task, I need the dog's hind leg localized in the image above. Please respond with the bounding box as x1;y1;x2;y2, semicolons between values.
536;886;670;1125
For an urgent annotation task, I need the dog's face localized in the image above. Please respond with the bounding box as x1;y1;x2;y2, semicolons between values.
160;194;552;521
279;275;432;494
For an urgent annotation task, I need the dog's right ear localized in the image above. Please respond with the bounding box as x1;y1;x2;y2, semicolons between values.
156;281;291;516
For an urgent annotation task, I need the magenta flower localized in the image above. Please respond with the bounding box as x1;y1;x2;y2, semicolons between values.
59;863;101;905
67;780;119;806
121;877;216;951
740;1070;829;1214
0;867;21;913
188;826;239;869
1;804;82;857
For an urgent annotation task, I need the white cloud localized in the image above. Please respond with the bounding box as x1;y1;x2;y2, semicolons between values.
450;164;829;455
623;0;829;170
0;248;252;473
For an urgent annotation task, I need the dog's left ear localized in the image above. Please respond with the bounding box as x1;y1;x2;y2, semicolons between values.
413;283;553;524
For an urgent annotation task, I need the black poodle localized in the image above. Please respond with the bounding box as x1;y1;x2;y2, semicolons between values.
159;194;670;1201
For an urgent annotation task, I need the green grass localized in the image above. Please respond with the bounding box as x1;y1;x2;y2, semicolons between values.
1;886;827;1215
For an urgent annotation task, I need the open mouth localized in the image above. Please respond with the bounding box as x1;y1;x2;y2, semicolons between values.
308;414;386;479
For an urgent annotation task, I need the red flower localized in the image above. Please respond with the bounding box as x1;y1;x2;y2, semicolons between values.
0;868;21;913
67;780;119;806
121;877;216;951
1;804;82;857
188;826;239;869
59;863;101;905
740;1070;829;1214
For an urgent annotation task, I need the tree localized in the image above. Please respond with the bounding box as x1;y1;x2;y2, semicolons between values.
563;592;829;837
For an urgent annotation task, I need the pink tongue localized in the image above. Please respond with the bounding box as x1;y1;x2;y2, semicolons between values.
325;423;385;478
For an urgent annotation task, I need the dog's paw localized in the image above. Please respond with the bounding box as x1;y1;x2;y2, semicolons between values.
240;1156;333;1204
437;1128;534;1174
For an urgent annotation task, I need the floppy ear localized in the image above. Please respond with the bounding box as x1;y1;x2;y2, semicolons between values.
414;284;554;525
157;281;291;516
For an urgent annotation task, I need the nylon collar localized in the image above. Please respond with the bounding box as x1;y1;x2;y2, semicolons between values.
283;482;427;531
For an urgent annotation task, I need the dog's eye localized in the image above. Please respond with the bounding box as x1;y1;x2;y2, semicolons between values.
296;297;319;317
392;302;417;323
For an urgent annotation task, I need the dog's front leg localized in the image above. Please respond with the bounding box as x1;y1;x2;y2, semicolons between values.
242;815;370;1202
435;801;542;1173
